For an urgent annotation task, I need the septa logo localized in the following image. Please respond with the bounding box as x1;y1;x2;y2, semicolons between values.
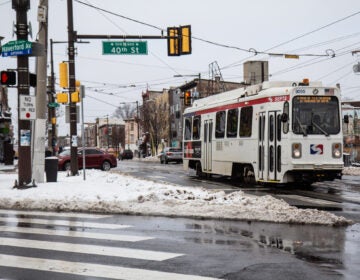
310;144;323;155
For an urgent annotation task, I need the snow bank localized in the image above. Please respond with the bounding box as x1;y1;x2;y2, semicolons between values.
0;170;352;226
342;166;360;176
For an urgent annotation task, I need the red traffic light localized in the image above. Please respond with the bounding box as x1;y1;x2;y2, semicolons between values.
184;91;192;106
0;71;16;86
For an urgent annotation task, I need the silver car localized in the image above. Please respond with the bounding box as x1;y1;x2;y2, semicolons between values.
159;147;183;164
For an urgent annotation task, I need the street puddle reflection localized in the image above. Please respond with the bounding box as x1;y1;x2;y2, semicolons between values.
184;220;356;275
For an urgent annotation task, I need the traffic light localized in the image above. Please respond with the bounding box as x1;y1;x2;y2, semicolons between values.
71;91;80;103
0;71;16;86
184;91;191;106
167;25;192;56
56;92;68;104
59;62;68;88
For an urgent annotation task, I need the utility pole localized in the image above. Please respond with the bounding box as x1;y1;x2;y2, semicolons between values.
32;0;48;183
67;0;78;175
13;0;32;187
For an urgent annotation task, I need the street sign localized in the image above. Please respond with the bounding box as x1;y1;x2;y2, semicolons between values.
19;95;36;120
1;40;32;57
48;102;60;108
102;41;148;55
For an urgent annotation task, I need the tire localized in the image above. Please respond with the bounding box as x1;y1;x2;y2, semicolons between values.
102;161;111;171
63;161;71;171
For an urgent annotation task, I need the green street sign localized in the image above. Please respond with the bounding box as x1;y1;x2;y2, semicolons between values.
1;40;32;57
48;102;60;108
102;41;148;55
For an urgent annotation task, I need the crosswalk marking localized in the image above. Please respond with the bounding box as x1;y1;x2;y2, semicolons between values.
0;226;154;242
0;237;183;261
0;254;219;280
0;209;110;219
0;217;130;229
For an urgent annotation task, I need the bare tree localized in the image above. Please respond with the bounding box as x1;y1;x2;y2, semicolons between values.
113;103;136;120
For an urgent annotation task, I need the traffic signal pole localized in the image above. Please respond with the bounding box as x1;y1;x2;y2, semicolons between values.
67;0;79;175
13;0;33;187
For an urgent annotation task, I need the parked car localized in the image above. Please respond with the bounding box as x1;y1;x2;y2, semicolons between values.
58;147;117;171
159;147;183;164
118;149;133;160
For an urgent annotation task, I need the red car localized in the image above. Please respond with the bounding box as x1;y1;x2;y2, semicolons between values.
58;147;117;171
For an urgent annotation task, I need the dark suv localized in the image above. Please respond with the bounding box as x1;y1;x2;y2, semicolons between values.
159;147;183;164
119;149;133;160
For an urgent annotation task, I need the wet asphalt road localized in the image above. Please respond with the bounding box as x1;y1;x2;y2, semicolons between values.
0;160;359;279
0;210;358;280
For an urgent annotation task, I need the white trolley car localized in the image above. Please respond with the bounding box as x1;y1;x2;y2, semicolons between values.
183;79;343;185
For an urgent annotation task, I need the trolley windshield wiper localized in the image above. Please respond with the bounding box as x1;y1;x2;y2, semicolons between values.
296;116;307;136
312;121;329;136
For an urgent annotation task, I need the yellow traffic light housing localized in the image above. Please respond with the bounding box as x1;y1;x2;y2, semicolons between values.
56;92;68;104
167;25;191;56
184;91;191;106
71;91;80;103
59;62;68;88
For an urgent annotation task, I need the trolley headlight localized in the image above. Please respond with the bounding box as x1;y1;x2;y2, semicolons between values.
292;143;302;158
332;143;342;158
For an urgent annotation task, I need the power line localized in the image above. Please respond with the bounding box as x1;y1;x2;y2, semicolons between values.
74;0;337;59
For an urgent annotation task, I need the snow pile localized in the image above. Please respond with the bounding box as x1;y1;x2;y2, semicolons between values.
342;166;360;176
0;170;352;226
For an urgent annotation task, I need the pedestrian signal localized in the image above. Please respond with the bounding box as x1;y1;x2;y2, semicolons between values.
0;71;16;86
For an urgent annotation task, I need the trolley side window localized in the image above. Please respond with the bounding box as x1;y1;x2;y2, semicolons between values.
193;116;201;140
184;117;192;140
227;108;238;138
239;106;253;137
215;111;226;138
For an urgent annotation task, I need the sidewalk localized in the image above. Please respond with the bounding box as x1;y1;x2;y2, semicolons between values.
0;162;17;173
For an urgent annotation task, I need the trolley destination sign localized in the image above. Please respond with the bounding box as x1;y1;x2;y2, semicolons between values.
102;41;148;55
1;40;32;57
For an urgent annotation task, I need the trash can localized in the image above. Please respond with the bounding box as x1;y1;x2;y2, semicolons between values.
4;142;14;165
45;156;58;182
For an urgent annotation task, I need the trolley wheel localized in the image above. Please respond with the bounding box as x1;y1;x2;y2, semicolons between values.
243;166;255;185
196;162;204;178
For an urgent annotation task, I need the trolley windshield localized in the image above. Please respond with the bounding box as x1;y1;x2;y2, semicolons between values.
292;95;340;136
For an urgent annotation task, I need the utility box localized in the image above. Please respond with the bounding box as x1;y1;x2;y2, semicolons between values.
243;61;269;85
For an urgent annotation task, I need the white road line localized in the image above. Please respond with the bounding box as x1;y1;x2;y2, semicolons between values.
276;195;341;206
0;226;153;242
0;217;131;229
0;237;183;261
0;209;110;219
0;254;219;280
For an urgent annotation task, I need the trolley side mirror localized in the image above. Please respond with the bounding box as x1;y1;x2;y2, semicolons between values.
281;113;288;122
344;115;349;124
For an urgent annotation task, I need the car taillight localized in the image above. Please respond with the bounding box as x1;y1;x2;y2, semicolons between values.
166;152;172;155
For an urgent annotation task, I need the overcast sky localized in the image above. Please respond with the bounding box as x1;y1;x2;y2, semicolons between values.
1;0;360;137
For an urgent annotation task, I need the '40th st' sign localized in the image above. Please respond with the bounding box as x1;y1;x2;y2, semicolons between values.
102;41;148;55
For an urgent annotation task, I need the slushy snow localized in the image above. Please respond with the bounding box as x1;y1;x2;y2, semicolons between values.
0;167;356;226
